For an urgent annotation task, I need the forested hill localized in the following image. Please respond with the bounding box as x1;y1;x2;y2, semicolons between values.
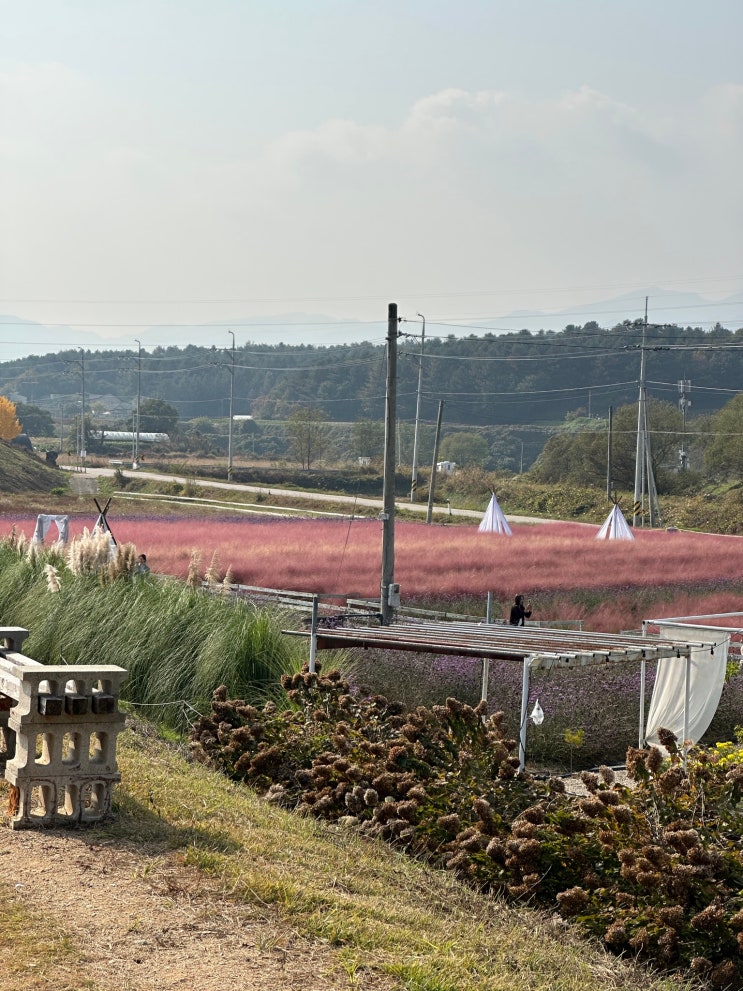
1;321;741;427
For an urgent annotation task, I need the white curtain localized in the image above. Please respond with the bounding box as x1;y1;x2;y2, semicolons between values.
645;624;728;747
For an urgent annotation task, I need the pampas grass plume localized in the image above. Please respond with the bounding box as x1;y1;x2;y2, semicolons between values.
44;563;61;593
205;550;220;589
187;550;200;588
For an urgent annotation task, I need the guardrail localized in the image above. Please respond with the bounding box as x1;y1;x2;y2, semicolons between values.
0;627;127;830
214;586;585;631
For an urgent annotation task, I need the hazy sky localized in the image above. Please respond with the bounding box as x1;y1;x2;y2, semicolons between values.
2;1;742;355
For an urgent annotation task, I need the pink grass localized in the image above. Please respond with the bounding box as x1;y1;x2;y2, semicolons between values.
5;513;742;631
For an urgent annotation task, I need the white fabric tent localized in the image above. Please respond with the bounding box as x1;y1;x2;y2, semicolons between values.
596;503;634;541
478;493;512;536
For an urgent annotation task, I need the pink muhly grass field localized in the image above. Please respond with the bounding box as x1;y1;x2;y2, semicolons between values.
4;513;742;630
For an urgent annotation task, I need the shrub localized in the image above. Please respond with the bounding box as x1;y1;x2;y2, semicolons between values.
190;668;743;985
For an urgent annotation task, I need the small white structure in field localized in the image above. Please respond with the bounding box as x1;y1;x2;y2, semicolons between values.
596;503;634;541
32;514;69;545
436;460;457;474
478;492;512;536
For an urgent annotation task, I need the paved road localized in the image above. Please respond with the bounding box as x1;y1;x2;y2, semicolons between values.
66;466;556;524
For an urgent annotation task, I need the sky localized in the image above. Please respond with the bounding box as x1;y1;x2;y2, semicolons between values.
2;0;743;360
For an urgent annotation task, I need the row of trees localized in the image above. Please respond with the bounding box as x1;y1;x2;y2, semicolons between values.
6;387;743;491
532;395;743;491
3;321;743;430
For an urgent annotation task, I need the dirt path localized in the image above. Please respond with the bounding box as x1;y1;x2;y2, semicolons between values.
0;828;388;991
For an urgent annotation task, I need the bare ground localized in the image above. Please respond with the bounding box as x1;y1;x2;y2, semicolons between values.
0;826;394;991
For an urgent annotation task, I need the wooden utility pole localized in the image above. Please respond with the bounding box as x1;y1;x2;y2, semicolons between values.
380;303;398;624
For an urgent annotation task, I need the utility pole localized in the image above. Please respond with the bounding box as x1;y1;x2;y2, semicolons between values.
426;400;444;524
380;303;399;625
632;301;648;527
68;349;88;464
410;313;425;502
606;405;613;500
678;379;691;469
63;350;87;464
134;339;141;466
227;330;235;480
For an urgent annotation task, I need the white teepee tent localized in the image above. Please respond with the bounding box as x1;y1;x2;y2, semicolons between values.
596;503;634;541
478;492;513;536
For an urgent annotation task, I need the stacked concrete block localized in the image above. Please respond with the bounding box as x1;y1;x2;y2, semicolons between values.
0;628;127;829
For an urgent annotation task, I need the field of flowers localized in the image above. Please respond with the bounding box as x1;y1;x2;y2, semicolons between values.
3;510;741;772
3;512;742;631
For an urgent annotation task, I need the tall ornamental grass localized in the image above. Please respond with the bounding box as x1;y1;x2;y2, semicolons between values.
0;536;305;731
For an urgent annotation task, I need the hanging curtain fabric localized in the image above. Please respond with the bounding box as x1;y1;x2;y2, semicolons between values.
31;515;70;544
645;625;728;748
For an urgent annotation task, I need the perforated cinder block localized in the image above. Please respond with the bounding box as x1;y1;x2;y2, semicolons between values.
0;658;127;829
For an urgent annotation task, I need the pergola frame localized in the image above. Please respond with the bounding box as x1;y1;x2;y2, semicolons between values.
300;619;695;770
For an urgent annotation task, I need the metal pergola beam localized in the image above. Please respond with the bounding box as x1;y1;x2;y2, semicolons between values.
311;620;690;670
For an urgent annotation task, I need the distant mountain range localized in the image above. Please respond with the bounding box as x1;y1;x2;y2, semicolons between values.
1;287;741;363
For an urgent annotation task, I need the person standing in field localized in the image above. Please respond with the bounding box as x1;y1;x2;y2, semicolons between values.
509;594;532;626
133;553;150;578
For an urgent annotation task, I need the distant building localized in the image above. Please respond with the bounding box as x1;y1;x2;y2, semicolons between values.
436;460;457;474
91;430;169;444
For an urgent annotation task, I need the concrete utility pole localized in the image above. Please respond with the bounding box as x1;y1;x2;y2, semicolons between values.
227;330;235;480
79;349;86;462
632;301;648;527
678;379;691;469
606;405;613;501
134;339;141;466
380;303;399;625
410;313;425;502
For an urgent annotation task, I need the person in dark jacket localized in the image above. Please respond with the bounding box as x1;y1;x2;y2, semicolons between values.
509;594;532;626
